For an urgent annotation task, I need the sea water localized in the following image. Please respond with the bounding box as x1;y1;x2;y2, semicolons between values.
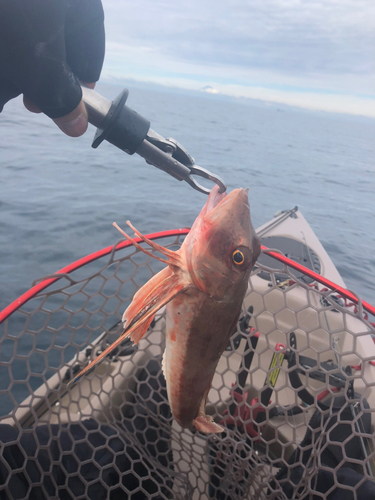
1;81;374;316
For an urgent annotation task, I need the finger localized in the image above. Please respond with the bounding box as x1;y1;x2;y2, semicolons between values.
23;96;42;114
65;0;105;83
24;82;93;136
53;99;88;138
52;81;94;137
81;82;96;90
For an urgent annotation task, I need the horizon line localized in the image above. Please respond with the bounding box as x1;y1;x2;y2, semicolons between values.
100;73;375;120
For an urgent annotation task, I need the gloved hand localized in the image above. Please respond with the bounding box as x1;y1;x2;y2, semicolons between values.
0;0;105;137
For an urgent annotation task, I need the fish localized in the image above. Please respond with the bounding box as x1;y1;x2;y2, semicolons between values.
68;185;261;433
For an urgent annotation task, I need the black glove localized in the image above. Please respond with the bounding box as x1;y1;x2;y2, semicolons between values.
0;0;105;119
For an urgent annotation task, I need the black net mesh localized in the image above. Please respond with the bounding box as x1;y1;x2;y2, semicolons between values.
1;231;374;499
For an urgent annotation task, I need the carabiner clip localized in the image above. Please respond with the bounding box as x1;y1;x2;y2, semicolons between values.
184;165;226;195
139;132;227;195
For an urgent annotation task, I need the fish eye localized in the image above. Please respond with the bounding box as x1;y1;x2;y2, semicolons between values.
232;250;245;265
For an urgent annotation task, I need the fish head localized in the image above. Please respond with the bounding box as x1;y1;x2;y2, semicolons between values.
183;185;261;300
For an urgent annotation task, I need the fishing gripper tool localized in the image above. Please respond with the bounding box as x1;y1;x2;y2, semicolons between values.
81;86;226;195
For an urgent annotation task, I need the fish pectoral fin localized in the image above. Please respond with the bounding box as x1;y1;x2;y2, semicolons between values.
123;266;188;344
127;313;156;346
67;267;188;388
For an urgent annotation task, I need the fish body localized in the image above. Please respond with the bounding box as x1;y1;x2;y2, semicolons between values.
164;289;243;431
70;186;260;433
163;187;260;431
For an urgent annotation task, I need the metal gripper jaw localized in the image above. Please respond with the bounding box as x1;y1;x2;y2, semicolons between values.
81;86;227;195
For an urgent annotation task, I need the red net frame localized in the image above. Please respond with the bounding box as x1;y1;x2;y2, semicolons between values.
0;228;374;500
1;231;373;325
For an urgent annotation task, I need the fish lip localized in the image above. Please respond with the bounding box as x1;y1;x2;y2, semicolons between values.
204;184;227;215
205;186;249;218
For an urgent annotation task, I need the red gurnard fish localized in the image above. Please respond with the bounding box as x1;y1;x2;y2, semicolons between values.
69;186;260;433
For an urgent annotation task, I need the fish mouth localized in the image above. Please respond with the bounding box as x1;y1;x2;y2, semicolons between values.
205;184;227;214
204;186;249;218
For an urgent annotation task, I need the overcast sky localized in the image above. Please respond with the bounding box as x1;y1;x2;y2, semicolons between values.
101;0;375;117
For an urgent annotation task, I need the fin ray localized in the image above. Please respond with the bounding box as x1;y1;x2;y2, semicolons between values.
126;221;178;259
68;268;188;387
113;221;181;267
113;222;170;265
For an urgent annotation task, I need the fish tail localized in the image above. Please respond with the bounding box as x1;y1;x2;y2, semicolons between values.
193;415;223;434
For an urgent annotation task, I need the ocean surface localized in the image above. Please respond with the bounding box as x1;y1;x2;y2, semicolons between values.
1;81;374;315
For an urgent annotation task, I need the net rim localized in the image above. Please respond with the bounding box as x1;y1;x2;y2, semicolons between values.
0;228;189;324
0;229;374;324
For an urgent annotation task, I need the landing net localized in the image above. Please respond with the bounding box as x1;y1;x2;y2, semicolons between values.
0;226;374;499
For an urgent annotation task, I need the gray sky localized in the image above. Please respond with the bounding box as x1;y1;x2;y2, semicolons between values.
101;0;375;116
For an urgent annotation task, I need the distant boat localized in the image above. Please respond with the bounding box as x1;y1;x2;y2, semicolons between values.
202;85;219;94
